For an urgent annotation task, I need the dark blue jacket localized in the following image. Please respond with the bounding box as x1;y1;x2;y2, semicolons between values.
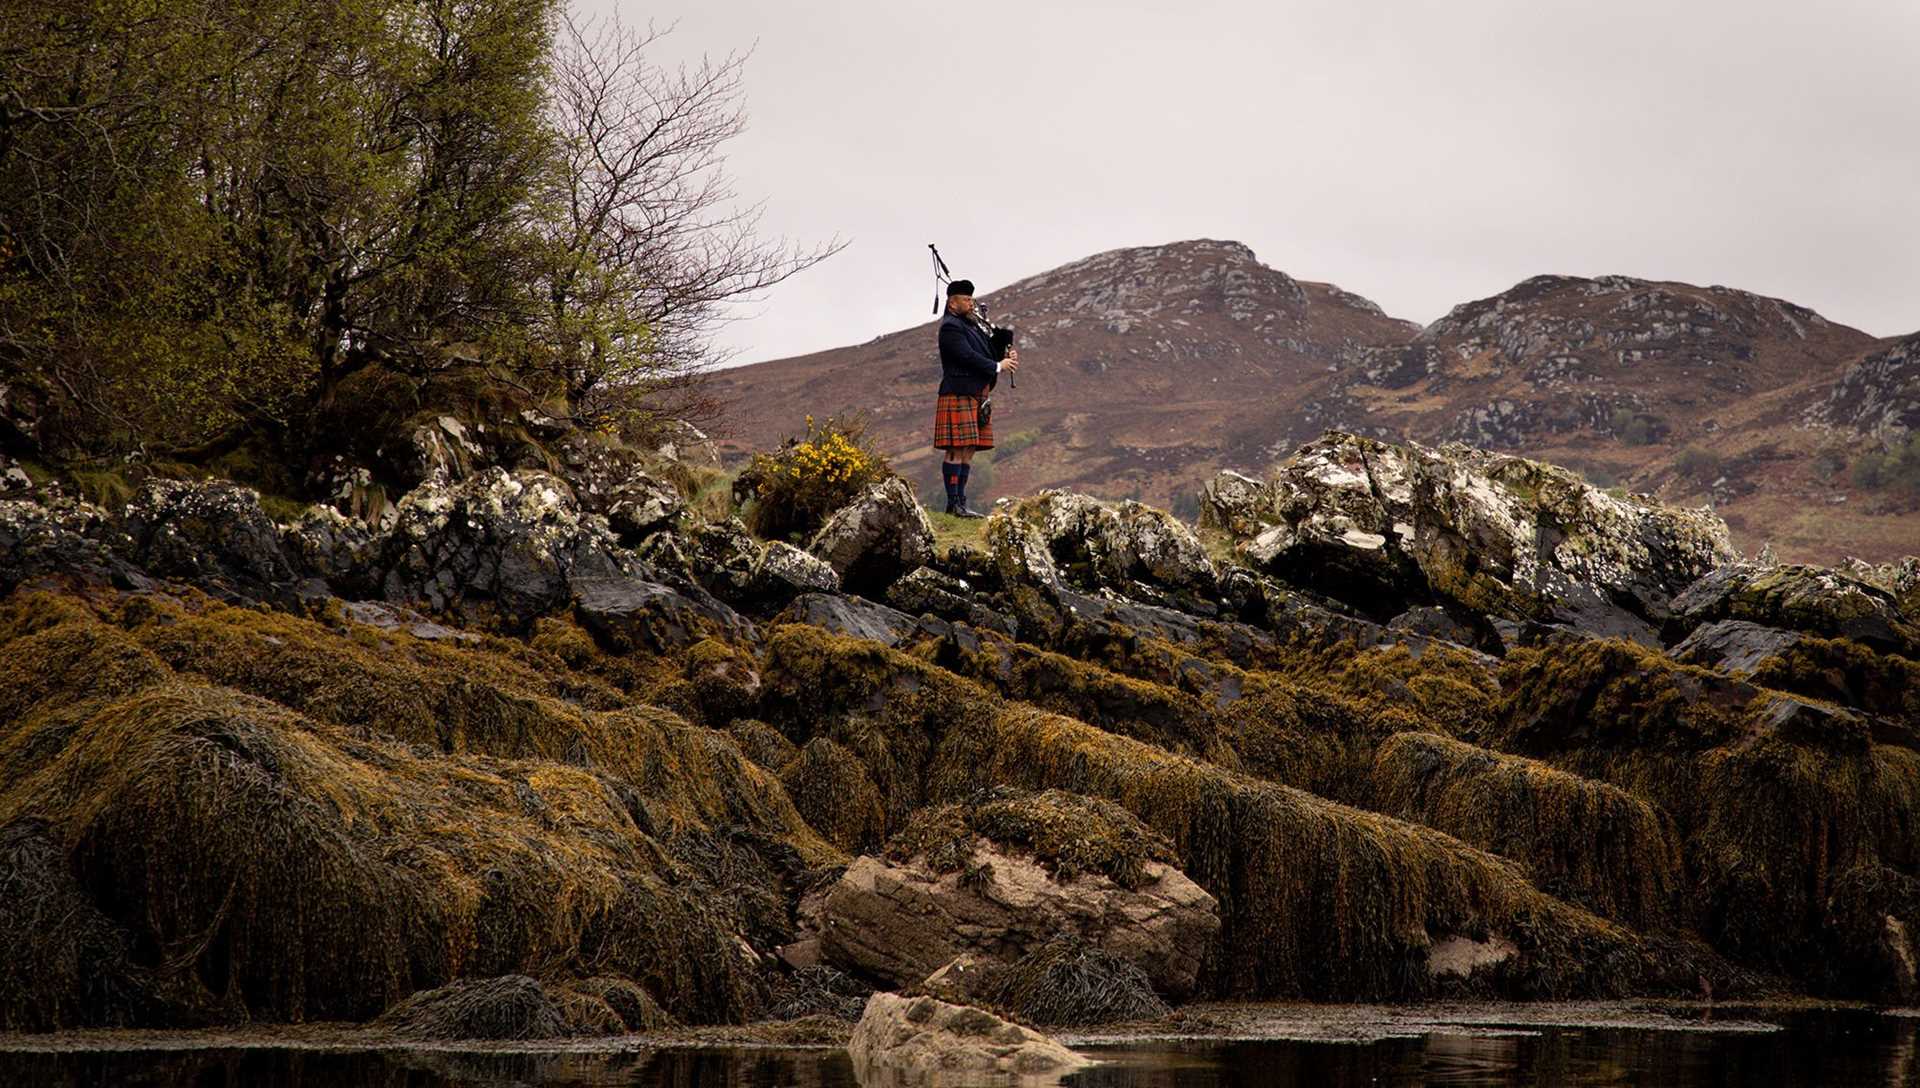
937;311;999;398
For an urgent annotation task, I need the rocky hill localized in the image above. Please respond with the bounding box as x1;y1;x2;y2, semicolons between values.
2;427;1916;1038
718;243;1918;564
711;239;1420;513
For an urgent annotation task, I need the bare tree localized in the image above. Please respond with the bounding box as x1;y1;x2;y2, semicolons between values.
540;15;843;432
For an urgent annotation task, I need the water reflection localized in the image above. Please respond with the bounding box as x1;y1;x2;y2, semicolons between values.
1;1009;1914;1088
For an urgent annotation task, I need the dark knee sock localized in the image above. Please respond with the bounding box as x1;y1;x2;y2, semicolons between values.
955;462;971;505
942;461;962;506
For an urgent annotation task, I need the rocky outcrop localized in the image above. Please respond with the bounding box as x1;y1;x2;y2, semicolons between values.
1804;332;1920;442
847;993;1090;1082
0;497;139;592
1204;432;1738;641
753;541;840;597
806;477;934;597
375;468;633;628
1008;491;1217;604
1668;562;1920;656
118;479;299;602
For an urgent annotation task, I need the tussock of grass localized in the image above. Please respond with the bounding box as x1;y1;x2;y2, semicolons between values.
1371;732;1683;929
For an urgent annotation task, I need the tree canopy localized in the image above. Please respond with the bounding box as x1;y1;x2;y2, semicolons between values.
0;0;833;468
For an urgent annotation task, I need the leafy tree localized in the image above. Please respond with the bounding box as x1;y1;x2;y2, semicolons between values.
0;0;831;472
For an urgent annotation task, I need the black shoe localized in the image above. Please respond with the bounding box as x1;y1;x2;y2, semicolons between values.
951;504;986;519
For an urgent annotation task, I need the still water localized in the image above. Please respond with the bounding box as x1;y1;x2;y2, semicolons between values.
1;1006;1913;1087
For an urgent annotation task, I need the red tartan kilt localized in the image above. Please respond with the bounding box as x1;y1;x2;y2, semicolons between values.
931;393;993;450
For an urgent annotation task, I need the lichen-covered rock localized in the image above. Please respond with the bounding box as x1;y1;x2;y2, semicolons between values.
0;455;32;496
1669;562;1920;656
807;477;934;596
1211;432;1737;637
118;478;298;601
817;793;1220;999
377;468;632;628
606;477;684;541
754;541;840;596
847;993;1090;1082
0;497;137;592
281;505;376;590
1197;470;1266;537
887;566;1017;635
1017;490;1217;602
986;511;1063;595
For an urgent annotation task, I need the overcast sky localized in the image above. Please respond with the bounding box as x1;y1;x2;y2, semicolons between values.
584;0;1920;367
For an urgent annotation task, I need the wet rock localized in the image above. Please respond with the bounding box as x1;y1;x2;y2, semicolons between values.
778;593;921;647
1669;563;1920;656
1669;619;1808;674
807;477;934;597
118;478;297;602
846;993;1090;1082
281;506;377;591
754;541;840;597
574;575;753;653
377;468;631;628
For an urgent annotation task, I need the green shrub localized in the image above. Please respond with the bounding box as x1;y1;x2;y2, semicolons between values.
740;415;892;541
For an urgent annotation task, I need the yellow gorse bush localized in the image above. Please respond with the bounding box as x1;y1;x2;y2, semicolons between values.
743;415;893;541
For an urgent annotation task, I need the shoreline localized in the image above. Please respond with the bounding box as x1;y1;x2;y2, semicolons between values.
0;999;1899;1056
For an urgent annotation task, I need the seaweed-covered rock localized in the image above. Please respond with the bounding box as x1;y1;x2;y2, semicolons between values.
807;477;934;597
847;993;1089;1081
818;791;1219;999
377;468;632;628
1208;432;1736;636
780;737;887;853
951;936;1174;1027
118;478;297;602
1669;562;1920;656
375;976;585;1040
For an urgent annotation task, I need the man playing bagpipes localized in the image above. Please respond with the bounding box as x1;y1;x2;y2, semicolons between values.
933;278;1020;517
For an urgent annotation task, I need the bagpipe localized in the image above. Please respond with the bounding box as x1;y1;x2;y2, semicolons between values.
929;243;1016;368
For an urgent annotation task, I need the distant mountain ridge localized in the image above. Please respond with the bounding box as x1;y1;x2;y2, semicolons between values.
715;240;1918;564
